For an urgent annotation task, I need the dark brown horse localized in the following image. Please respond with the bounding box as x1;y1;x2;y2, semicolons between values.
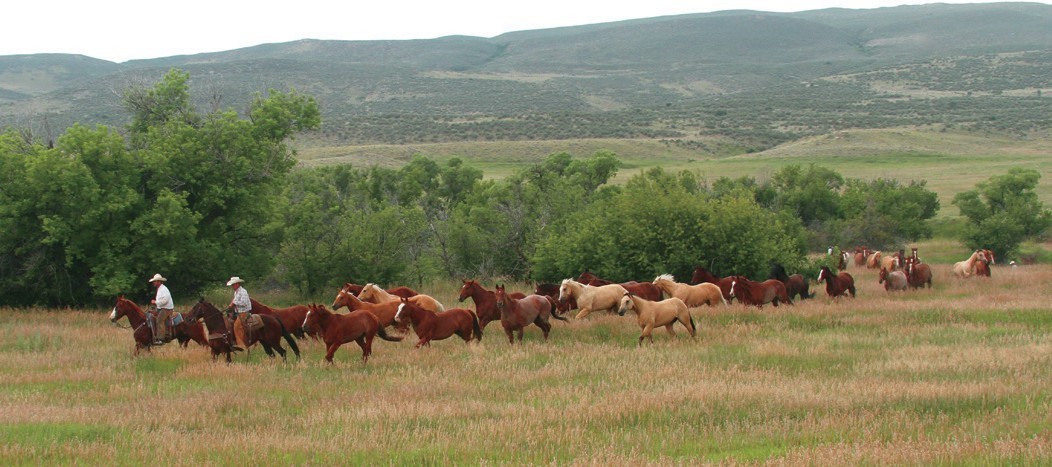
231;309;301;362
302;304;401;363
458;280;525;329
768;263;813;300
577;271;615;286
109;297;207;355
689;266;736;303
248;299;311;339
730;276;791;308
494;284;565;344
185;299;241;363
534;282;574;314
817;266;856;299
906;262;933;289
395;298;481;347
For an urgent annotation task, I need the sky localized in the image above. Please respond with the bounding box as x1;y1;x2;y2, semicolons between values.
2;1;1041;63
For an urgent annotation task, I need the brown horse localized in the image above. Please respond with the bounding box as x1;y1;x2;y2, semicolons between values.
339;282;417;298
617;293;696;345
729;276;791;308
853;246;869;268
906;262;933;289
357;283;445;313
866;251;883;269
231;309;301;362
302;304;401;363
879;268;908;292
395;298;481;347
458;280;525;329
185;299;242;363
768;263;813;300
577;271;614;286
534;282;574;314
248;299;311;339
953;250;986;278
330;287;404;332
652;274;726;307
495;284;564;344
817;266;856;299
975;260;992;277
689;266;736;303
578;272;663;301
109;297;207;355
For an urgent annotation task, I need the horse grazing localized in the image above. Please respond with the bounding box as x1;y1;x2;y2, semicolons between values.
495;284;565;344
109;297;207;355
730;276;791;308
953;250;987;278
395;298;481;347
458;280;525;329
617;293;696;345
879;268;908;292
185;299;242;363
302;304;401;363
768;263;813;300
558;279;628;319
689;266;735;303
906;262;933;289
232;310;301;362
248;299;311;339
357;283;445;313
817;266;856;299
652;274;726;307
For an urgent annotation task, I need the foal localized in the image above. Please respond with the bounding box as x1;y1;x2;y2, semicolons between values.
617;292;696;345
395;298;481;347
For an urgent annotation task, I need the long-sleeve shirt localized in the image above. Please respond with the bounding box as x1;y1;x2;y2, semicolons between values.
232;287;252;313
154;284;174;310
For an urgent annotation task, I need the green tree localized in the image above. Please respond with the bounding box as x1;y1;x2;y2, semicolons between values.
952;168;1051;259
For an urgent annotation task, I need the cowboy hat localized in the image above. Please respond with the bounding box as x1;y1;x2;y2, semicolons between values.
226;276;244;286
148;273;167;283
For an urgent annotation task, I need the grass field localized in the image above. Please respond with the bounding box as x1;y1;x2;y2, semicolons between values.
3;243;1052;464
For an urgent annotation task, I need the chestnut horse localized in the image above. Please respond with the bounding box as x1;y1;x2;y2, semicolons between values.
617;293;696;345
302;304;401;363
689;266;735;303
768;263;813;300
975;260;991;277
853;246;869;267
534;282;574;314
109;297;207;355
185;299;241;363
866;251;883;269
331;287;405;332
729;276;791;308
578;272;663;301
906;262;933;289
558;279;627;319
458;280;525;329
652;274;726;307
953;250;986;278
248;299;311;339
880;254;900;272
341;282;417;298
231;310;301;362
395;298;481;347
357;283;445;313
817;266;856;298
879;268;908;292
495;284;564;344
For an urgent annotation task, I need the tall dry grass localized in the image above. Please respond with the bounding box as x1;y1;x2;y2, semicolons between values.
2;262;1051;464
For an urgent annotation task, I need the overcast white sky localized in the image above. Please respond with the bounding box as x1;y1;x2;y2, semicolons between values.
3;1;1041;62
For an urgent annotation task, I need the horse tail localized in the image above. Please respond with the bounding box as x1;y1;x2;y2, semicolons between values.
546;296;568;321
377;325;404;342
277;320;301;358
470;311;483;342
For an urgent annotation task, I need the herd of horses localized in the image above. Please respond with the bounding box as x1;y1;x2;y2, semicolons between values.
109;247;997;363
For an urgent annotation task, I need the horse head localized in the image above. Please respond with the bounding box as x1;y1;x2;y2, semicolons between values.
879;268;888;284
109;296;140;323
617;292;634;316
394;297;412;323
302;303;326;335
817;267;831;284
331;287;353;310
494;284;508;312
458;280;476;302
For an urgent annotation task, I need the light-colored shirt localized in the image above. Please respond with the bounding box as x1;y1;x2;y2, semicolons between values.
154;284;174;310
232;287;251;313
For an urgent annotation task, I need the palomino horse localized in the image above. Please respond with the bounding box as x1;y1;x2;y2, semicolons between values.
879;268;908;292
357;283;445;313
109;297;207;355
495;284;565;344
652;274;725;307
395;297;481;347
340;282;417;299
817;266;856;299
866;251;883;269
231;309;301;362
558;279;627;319
458;280;525;329
248;299;311;339
906;262;933;289
331;287;405;333
689;266;735;303
880;254;900;272
768;263;813;300
617;293;696;345
578;272;663;301
953;250;987;278
729;276;791;308
302;304;401;363
185;299;241;363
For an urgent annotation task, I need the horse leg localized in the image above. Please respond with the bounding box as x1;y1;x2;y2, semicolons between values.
535;318;551;340
516;328;524;343
664;323;676;336
575;307;592;320
260;341;276;358
355;337;370;363
640;324;655;346
325;343;342;363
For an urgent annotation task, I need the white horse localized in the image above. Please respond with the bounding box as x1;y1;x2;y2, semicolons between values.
953;250;985;278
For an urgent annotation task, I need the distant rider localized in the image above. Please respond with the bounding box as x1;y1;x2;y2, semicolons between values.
149;273;174;345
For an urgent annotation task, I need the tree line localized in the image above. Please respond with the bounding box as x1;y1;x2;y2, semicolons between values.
1;70;1047;306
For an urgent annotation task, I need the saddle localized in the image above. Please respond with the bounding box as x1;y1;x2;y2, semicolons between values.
244;314;264;332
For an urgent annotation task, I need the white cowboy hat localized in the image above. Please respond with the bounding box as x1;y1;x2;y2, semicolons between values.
148;273;167;283
226;276;244;286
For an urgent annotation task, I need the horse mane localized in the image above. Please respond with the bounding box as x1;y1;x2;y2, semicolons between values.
653;273;675;284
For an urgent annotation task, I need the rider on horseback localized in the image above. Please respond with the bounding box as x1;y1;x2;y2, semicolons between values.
227;276;254;343
149;273;174;345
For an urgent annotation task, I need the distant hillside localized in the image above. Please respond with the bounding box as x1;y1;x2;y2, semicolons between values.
2;2;1052;152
